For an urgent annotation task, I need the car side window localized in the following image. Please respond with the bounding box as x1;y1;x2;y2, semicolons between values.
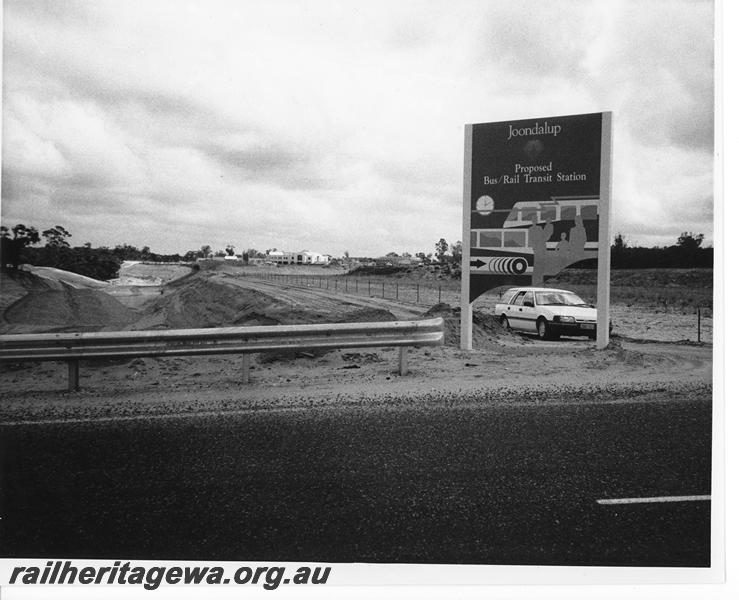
522;291;534;306
511;292;526;306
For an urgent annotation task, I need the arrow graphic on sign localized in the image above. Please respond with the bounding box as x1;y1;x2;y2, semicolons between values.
470;259;486;268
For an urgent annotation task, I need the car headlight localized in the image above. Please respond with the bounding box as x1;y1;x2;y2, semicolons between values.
553;315;575;323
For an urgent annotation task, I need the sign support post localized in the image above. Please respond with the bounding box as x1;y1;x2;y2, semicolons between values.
461;124;474;351
596;112;613;349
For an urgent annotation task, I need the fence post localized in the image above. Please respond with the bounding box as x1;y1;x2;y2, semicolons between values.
398;347;408;375
382;281;385;298
416;284;420;303
438;285;441;304
241;354;250;384
396;282;399;299
698;308;701;343
67;360;80;392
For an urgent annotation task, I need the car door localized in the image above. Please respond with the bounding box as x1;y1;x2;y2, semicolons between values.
518;290;538;332
506;291;527;330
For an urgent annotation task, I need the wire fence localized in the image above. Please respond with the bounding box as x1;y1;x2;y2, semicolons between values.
245;272;712;344
249;272;461;307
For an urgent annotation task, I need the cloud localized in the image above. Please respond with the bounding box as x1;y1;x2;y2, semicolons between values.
1;0;715;256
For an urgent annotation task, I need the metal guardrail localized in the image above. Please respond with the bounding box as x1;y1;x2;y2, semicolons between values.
0;317;445;391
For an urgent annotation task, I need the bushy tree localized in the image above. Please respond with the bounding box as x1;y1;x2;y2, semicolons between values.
42;225;72;248
677;232;704;250
450;241;462;266
1;224;40;270
613;233;627;251
435;238;449;262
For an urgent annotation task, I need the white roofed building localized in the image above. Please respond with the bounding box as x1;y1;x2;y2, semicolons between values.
267;250;329;265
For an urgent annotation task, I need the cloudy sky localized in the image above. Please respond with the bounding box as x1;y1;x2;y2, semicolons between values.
2;0;714;256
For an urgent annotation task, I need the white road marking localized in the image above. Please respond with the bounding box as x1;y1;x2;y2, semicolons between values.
597;495;710;505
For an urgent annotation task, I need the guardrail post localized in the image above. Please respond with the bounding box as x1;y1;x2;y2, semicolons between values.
67;360;80;392
398;347;408;375
241;353;250;383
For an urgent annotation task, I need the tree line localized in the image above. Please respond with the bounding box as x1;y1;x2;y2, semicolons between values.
0;224;184;280
424;231;712;276
1;223;712;282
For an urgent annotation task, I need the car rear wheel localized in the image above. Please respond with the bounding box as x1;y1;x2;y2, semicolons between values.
500;315;510;329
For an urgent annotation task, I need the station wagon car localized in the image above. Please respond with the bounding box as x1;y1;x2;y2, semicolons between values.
494;286;601;340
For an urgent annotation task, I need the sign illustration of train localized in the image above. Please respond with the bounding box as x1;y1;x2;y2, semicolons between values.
469;194;599;293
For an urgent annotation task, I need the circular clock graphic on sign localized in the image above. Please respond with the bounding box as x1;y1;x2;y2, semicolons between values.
475;195;495;216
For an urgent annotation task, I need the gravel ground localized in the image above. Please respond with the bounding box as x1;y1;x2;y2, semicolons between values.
0;338;712;424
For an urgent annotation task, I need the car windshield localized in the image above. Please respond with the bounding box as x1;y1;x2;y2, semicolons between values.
535;291;589;306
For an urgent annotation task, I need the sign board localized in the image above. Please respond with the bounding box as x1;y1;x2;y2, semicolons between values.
461;112;613;349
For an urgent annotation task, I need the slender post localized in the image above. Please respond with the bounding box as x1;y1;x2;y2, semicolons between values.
698;308;701;343
438;285;442;304
396;282;399;299
382;281;385;298
460;124;473;350
596;112;613;349
241;353;250;383
68;360;80;392
416;284;420;303
398;347;408;375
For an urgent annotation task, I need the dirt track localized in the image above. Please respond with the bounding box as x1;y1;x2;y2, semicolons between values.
220;274;429;321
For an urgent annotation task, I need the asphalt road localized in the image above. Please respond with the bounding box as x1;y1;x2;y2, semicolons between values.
0;393;712;566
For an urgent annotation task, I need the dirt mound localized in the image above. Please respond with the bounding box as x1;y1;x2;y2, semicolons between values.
133;277;290;329
132;275;368;330
0;270;48;316
336;308;398;323
2;282;136;333
19;265;110;288
422;303;521;347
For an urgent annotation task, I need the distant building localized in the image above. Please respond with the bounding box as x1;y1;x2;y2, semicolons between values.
267;250;330;265
374;255;422;267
